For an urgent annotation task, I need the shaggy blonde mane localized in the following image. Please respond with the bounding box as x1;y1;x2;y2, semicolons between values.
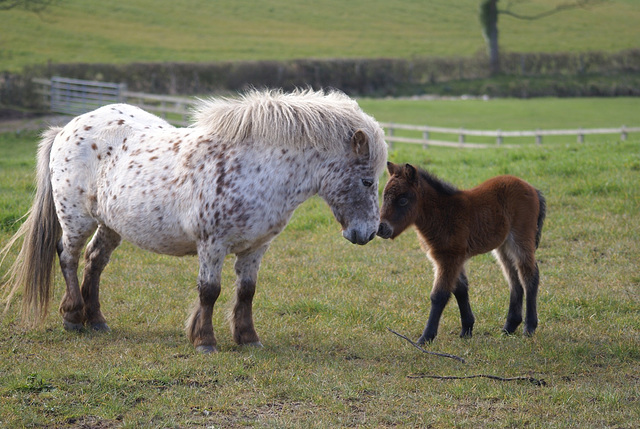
191;88;387;174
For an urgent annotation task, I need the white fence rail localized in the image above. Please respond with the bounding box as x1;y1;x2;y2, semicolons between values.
380;122;640;149
33;77;639;149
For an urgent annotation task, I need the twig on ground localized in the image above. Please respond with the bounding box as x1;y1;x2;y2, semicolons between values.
386;327;466;363
407;373;547;386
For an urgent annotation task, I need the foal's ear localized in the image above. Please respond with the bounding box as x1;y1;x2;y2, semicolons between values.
350;130;370;157
387;161;399;175
404;163;417;183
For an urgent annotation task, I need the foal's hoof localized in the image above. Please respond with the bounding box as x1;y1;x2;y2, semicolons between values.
417;335;435;345
63;320;85;332
459;327;473;338
90;322;111;332
196;345;218;354
242;341;263;349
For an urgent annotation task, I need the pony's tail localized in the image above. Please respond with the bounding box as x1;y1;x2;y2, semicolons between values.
535;189;546;250
1;127;62;325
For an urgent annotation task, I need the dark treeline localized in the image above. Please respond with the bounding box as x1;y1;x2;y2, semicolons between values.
2;49;639;112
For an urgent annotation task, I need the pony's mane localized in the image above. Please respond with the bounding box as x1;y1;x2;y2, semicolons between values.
417;167;459;196
191;88;387;173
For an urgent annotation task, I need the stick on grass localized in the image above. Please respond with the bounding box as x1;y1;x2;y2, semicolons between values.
387;327;466;363
407;373;547;386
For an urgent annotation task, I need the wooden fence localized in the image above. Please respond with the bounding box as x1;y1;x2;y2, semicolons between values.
33;77;639;149
380;122;640;149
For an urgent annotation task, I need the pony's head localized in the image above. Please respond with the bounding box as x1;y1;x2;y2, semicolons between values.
194;88;388;245
319;129;387;245
377;162;421;240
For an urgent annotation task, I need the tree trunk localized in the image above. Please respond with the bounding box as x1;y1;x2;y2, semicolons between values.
479;0;500;75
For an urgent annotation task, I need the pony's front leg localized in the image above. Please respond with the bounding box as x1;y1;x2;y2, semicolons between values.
186;242;224;353
229;245;268;347
418;262;462;344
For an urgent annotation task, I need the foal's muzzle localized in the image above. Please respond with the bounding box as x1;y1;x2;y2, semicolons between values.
376;222;393;239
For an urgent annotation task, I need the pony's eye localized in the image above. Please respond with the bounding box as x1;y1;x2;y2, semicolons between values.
362;179;374;187
398;197;409;207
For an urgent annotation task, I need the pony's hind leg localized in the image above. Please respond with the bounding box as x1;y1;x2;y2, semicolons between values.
229;245;268;347
453;270;475;338
80;225;121;331
57;220;98;331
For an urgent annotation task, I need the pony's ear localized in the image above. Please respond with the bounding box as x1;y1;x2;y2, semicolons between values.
404;163;417;183
350;130;370;157
387;161;399;175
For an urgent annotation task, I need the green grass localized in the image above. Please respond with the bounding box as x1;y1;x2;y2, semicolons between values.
359;96;640;145
1;98;639;427
1;0;639;72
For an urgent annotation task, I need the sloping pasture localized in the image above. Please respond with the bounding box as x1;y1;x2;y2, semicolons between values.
2;0;640;72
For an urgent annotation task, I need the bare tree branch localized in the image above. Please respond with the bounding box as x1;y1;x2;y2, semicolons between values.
0;0;56;12
499;0;608;20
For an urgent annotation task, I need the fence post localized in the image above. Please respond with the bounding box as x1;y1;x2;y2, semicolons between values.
621;125;628;141
117;83;127;103
496;129;503;146
535;129;542;145
577;127;584;143
422;127;429;149
458;128;465;147
387;125;395;150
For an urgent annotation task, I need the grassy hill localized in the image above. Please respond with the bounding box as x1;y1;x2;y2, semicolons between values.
1;0;639;72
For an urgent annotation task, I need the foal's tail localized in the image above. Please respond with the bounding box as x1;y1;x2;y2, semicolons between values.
535;189;546;249
1;127;62;325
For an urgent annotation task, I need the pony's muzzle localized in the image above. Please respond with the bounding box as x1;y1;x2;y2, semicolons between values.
377;222;393;239
343;228;376;245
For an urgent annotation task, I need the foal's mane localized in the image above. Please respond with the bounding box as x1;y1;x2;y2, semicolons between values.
191;88;385;156
417;167;459;196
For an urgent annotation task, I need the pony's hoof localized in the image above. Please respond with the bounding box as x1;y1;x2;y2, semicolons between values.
63;320;85;332
196;345;218;354
242;341;263;348
90;322;111;332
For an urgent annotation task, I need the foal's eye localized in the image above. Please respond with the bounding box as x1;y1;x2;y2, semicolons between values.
361;179;374;187
398;197;409;207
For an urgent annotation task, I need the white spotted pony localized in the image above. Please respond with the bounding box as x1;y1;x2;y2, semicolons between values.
1;89;388;352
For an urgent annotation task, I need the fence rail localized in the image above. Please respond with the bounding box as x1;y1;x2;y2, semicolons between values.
33;77;639;149
380;122;640;148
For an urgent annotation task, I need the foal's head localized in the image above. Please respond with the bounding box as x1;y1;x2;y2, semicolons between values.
377;162;422;239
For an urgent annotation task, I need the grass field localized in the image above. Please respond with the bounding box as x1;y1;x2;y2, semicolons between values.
0;98;638;427
1;0;639;72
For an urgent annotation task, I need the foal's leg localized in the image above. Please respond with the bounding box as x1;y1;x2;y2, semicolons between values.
186;240;225;353
80;226;121;331
229;245;268;347
57;221;97;331
494;246;524;334
453;270;475;338
418;260;464;344
518;259;540;336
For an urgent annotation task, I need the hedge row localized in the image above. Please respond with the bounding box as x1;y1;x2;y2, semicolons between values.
1;49;639;111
